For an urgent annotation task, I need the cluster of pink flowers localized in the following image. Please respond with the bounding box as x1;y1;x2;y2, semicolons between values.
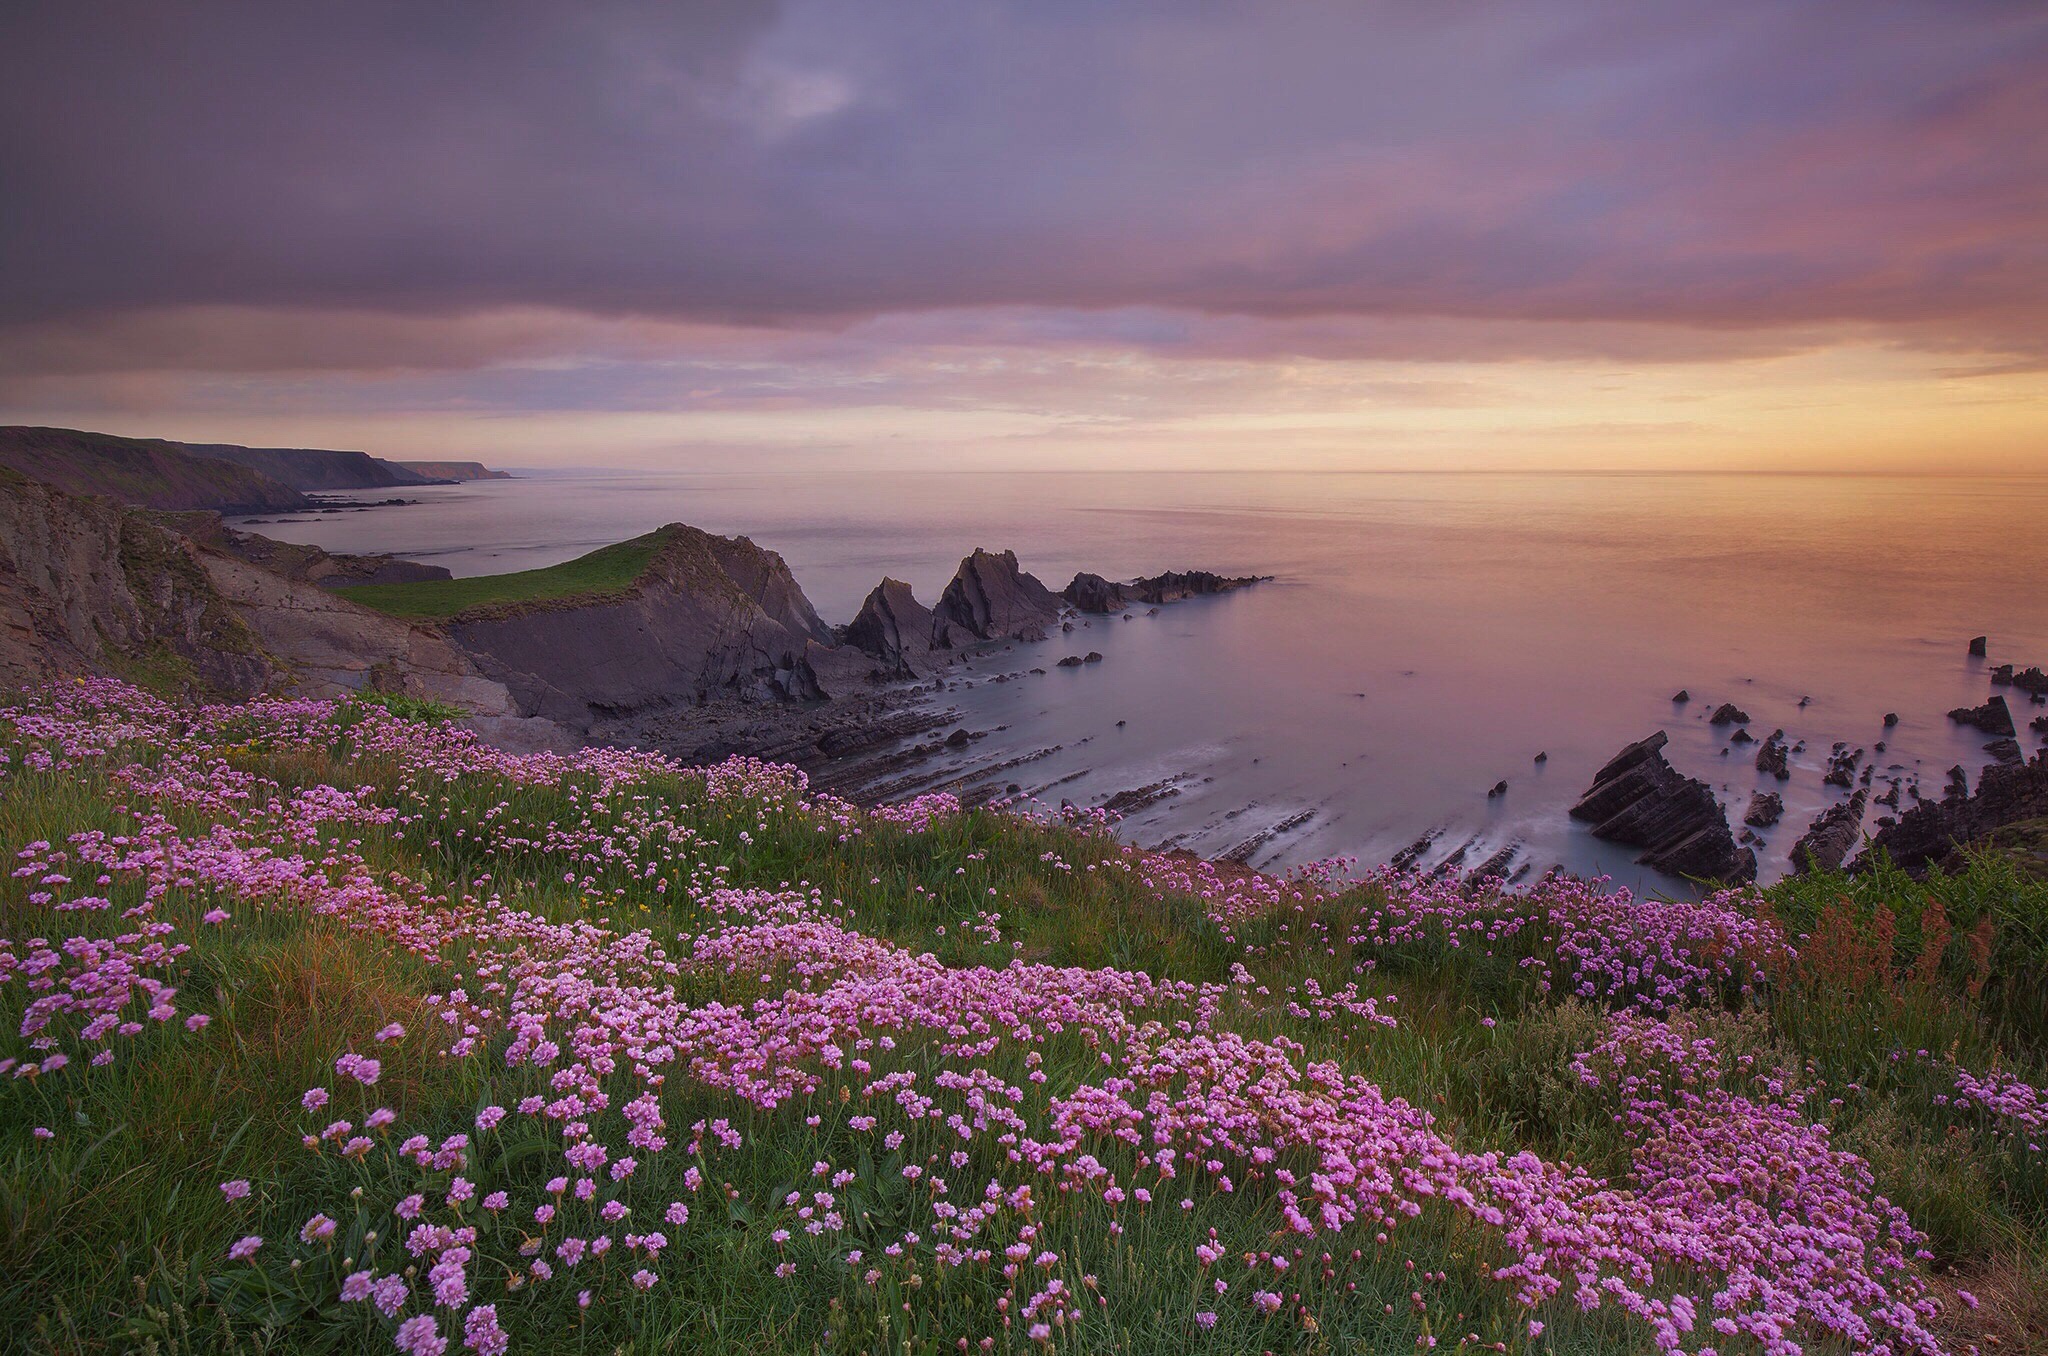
0;679;1959;1354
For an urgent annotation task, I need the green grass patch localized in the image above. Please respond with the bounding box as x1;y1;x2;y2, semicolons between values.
334;529;666;618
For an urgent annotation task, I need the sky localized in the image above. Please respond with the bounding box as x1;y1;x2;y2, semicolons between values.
1;1;2044;473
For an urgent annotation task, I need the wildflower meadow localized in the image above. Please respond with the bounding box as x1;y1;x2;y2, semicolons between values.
2;679;2044;1354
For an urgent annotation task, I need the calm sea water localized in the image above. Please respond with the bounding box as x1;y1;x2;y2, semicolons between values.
251;469;2048;888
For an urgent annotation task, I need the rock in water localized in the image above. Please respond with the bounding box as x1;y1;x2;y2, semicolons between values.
1744;791;1784;827
1061;572;1131;614
1755;730;1791;780
1948;695;2017;738
1671;689;1690;703
1708;702;1751;726
1569;731;1756;883
1969;635;1987;656
930;549;1062;647
1126;569;1268;604
1852;747;2048;876
1985;738;2024;767
1791;791;1868;874
843;578;935;677
1883;712;1899;727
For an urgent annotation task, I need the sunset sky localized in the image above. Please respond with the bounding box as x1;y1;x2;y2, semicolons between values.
2;2;2044;472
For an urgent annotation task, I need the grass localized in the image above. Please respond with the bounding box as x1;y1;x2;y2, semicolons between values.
3;687;2046;1354
334;530;667;619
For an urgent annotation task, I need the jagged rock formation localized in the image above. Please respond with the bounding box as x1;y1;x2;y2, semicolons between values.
1708;702;1750;726
1851;747;2048;876
1126;570;1269;604
1791;790;1868;874
1744;791;1783;827
1755;730;1790;780
843;578;936;677
445;525;853;729
1062;572;1130;615
1569;731;1756;883
0;425;308;514
1991;663;2048;697
1949;696;2017;737
930;549;1062;646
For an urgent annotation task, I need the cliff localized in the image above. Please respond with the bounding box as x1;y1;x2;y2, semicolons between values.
393;461;511;481
0;426;308;514
442;524;860;730
179;441;444;490
0;471;550;742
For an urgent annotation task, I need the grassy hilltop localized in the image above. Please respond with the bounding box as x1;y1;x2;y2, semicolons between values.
2;681;2045;1355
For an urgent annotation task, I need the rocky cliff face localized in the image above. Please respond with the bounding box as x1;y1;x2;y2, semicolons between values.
445;525;859;730
1063;568;1269;614
0;469;273;696
393;461;510;482
930;549;1062;646
1569;731;1756;883
0;471;542;739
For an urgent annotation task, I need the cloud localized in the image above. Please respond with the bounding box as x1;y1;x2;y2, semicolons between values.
0;1;2041;345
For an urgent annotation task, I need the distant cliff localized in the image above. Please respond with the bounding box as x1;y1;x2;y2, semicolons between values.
0;425;513;511
179;441;443;490
393;461;511;481
0;426;308;514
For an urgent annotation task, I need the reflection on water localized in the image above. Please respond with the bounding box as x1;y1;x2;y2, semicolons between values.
253;469;2048;888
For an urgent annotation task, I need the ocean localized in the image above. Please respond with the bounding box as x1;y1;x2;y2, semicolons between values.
244;468;2048;888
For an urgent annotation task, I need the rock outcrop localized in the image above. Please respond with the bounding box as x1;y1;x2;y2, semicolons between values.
1755;730;1790;780
1126;570;1268;604
1708;702;1750;726
1949;696;2017;738
1851;747;2048;876
930;549;1062;647
843;578;936;677
445;525;851;729
1062;572;1131;615
1569;731;1756;883
1791;791;1868;874
1744;791;1783;827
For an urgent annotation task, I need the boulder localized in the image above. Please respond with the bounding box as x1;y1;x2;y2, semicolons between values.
1671;690;1690;703
1948;696;2017;738
1569;731;1756;883
1969;636;1987;657
930;549;1062;647
1744;791;1783;828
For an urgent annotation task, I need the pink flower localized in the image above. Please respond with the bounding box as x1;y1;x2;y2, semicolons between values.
299;1213;337;1244
218;1179;251;1200
394;1314;447;1356
300;1088;328;1113
228;1235;262;1261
